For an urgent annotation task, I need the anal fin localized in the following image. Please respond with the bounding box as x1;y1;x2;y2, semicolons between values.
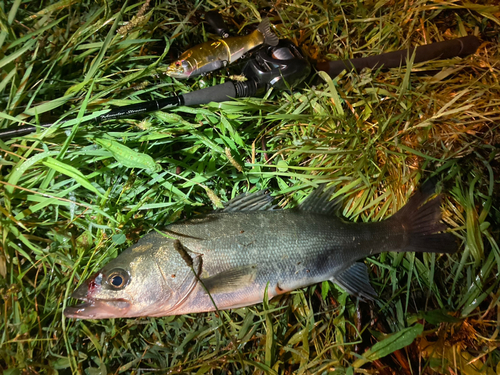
331;262;377;301
202;265;258;294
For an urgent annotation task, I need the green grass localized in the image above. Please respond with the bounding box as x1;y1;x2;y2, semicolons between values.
1;0;499;373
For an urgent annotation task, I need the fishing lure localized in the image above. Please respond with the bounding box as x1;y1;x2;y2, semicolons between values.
166;18;278;79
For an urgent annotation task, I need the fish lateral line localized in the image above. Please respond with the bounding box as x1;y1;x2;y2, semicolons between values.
161;228;205;241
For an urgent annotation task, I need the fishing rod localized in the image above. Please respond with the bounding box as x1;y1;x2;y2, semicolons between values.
0;11;307;140
0;80;259;140
0;39;310;140
202;11;481;86
315;35;481;80
0;11;480;140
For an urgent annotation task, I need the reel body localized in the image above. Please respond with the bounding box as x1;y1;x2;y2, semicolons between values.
243;39;311;91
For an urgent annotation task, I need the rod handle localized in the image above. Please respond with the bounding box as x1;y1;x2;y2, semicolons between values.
316;36;481;78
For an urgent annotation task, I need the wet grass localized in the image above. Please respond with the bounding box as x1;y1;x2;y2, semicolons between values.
1;0;499;373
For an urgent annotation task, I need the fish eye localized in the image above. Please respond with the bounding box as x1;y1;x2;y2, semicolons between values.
107;269;129;289
175;61;181;67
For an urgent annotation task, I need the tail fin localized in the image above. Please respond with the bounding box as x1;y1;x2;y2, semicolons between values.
390;180;457;254
257;18;279;46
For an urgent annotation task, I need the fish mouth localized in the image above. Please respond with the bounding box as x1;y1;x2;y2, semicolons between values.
64;298;131;319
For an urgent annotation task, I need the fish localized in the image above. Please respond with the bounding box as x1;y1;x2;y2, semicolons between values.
64;181;457;319
166;18;279;79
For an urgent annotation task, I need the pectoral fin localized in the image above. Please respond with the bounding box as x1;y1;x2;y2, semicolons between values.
202;265;258;294
331;262;377;301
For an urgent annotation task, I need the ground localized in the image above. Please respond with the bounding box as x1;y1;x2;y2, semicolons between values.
0;0;499;374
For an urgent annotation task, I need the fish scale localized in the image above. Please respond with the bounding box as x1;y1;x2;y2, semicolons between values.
65;182;457;319
182;212;374;262
168;211;383;314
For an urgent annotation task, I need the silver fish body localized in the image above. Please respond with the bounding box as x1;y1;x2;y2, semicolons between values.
65;183;456;319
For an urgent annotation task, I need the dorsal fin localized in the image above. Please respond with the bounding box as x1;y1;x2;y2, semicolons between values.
297;184;343;215
222;190;277;212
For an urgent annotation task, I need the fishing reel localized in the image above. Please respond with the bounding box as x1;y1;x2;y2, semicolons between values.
205;11;310;91
205;11;310;90
243;39;311;91
0;28;311;139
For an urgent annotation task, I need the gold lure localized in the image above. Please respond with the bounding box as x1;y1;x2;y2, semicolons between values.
166;18;278;79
